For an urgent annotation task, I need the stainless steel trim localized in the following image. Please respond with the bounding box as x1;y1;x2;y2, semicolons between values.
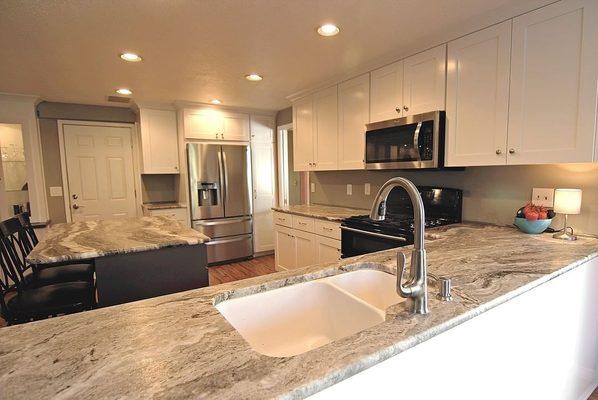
365;110;440;131
194;216;251;226
413;121;422;160
217;148;226;209
366;160;421;170
221;150;229;208
341;226;407;242
204;234;252;246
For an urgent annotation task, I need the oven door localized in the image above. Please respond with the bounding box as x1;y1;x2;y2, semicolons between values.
341;226;411;258
365;111;442;169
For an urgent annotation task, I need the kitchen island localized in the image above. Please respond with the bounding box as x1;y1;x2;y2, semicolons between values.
2;223;597;399
27;216;210;307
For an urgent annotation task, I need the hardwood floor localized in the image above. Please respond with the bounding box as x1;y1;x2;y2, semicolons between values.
208;254;276;286
590;387;598;400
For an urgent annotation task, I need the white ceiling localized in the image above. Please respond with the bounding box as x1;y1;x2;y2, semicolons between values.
0;0;553;111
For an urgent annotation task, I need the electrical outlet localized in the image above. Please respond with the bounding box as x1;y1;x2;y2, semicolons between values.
346;184;352;196
364;183;371;196
310;183;315;193
531;188;554;207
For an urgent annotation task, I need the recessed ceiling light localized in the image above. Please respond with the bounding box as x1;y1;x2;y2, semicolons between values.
116;88;133;95
210;99;222;105
120;52;142;62
317;23;340;37
245;73;263;81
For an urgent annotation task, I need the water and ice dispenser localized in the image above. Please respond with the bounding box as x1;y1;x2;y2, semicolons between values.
197;182;219;206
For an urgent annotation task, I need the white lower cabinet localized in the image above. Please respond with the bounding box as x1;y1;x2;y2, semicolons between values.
274;214;341;271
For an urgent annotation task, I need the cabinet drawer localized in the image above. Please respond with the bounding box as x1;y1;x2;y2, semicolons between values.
314;220;341;240
274;211;293;228
292;215;315;232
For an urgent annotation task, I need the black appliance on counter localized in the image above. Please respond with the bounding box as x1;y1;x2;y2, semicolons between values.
341;186;463;258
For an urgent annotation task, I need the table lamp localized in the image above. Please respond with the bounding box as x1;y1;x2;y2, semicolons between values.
552;188;582;241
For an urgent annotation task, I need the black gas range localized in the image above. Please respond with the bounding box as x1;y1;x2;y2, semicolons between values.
341;186;463;258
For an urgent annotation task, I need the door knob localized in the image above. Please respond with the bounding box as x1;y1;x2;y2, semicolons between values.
496;149;502;155
72;204;80;210
509;148;515;154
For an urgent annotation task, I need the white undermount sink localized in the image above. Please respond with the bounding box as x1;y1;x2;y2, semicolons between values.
216;269;403;357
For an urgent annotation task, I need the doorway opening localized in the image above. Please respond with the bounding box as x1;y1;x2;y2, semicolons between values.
0;123;29;221
277;124;308;207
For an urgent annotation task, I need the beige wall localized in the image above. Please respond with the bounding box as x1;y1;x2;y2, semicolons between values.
37;101;137;223
310;164;598;235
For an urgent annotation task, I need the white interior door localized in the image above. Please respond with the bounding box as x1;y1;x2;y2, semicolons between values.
62;123;137;221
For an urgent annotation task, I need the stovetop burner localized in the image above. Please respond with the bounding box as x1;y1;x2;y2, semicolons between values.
343;214;459;236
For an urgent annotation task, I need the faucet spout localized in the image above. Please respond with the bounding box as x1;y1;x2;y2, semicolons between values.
371;177;429;315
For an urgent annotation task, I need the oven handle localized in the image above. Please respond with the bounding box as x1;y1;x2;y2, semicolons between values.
341;226;407;242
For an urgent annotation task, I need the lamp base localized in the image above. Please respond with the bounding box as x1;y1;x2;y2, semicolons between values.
552;230;577;241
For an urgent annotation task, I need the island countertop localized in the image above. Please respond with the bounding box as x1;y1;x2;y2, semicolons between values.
3;223;597;399
272;204;368;221
26;216;210;265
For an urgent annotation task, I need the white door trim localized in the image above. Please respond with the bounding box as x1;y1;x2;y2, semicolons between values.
57;120;142;222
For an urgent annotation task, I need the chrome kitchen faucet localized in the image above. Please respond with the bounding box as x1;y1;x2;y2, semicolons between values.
370;177;429;314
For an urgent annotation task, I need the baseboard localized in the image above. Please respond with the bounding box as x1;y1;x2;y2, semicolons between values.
254;250;274;258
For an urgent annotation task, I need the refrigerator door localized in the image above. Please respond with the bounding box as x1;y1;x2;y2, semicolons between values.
221;145;252;217
188;143;224;220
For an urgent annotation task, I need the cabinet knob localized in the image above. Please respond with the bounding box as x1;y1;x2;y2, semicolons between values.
496;149;502;155
509;148;515;154
403;106;409;111
395;107;401;114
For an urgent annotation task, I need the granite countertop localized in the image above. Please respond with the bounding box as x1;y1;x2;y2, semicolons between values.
272;204;369;221
2;223;597;399
26;216;209;265
141;202;187;211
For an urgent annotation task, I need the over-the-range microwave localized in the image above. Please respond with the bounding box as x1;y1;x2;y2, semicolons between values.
365;111;445;170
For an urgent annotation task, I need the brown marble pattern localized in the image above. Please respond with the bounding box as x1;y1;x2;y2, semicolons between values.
272;204;369;221
2;223;597;399
26;216;209;265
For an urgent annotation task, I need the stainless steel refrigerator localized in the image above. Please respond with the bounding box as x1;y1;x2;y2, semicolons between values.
187;143;253;265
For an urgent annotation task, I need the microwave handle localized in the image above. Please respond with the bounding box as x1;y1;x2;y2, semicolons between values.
413;121;423;161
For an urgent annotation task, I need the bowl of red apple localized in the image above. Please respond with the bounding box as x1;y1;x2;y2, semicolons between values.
514;203;554;234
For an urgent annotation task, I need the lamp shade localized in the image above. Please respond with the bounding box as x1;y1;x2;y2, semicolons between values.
553;188;582;215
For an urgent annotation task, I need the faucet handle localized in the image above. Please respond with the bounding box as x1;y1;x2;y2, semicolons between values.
396;252;412;297
436;277;453;302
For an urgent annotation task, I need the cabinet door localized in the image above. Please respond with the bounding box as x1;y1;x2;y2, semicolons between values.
338;74;370;170
274;226;296;270
184;108;223;140
222;111;250;141
139;108;180;173
445;21;511;167
294;229;316;269
315;235;341;264
292;95;315;171
403;45;447;116
370;61;404;122
250;115;275;143
251;138;276;253
313;86;339;171
507;0;598;164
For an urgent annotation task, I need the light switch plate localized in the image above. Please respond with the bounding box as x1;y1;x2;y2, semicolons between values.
310;183;315;193
49;186;63;197
364;183;371;196
346;184;352;195
532;188;554;207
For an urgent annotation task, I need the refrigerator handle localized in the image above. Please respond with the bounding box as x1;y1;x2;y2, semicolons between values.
222;149;229;206
217;149;226;208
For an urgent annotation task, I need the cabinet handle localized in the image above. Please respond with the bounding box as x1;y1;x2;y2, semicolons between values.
509;148;515;154
403;106;409;112
395;107;401;114
298;221;307;225
323;227;334;231
495;149;502;155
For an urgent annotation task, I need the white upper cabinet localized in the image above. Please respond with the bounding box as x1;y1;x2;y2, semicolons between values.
338;74;370;170
445;21;512;167
403;45;447;116
250;114;274;143
370;61;404;122
183;108;249;141
222;111;250;141
138;108;180;174
507;0;598;164
293;95;315;171
313;86;339;170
